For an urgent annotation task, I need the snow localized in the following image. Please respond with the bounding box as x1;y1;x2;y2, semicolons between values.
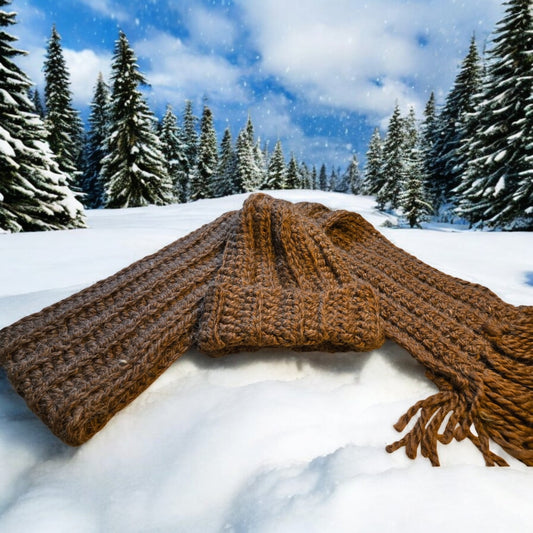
494;175;506;195
0;138;15;157
0;88;17;107
1;191;532;533
493;149;507;163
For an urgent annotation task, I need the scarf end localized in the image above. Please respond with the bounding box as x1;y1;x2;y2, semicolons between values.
385;391;510;467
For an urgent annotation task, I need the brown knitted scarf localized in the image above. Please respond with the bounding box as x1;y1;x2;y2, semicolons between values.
1;193;531;466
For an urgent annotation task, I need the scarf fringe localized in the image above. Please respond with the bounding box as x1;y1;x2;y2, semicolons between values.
386;390;510;466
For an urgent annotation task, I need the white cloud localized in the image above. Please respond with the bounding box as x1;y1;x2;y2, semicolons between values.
77;0;130;22
64;49;112;106
186;6;237;50
134;31;247;108
235;0;504;123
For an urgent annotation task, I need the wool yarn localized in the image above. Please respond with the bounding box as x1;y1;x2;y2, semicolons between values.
1;193;531;466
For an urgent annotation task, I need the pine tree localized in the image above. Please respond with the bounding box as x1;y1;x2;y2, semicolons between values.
80;73;110;208
159;104;188;203
0;1;85;231
236;115;263;191
43;25;84;183
363;127;383;194
399;136;433;228
213;127;236;197
342;154;362;194
512;83;533;226
245;114;255;144
180;100;198;199
326;168;334;192
101;31;173;208
189;104;217;201
403;107;418;155
420;92;438;201
376;104;405;210
253;139;267;190
334;164;349;193
456;0;532;228
235;129;255;192
430;36;483;208
318;164;328;191
264;140;286;190
284;153;300;189
311;166;317;190
299;162;311;189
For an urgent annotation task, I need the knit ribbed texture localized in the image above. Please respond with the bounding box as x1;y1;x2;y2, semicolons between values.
197;194;383;355
322;209;533;466
0;193;531;466
0;210;238;445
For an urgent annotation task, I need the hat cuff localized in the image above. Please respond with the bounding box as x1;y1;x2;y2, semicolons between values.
196;282;384;356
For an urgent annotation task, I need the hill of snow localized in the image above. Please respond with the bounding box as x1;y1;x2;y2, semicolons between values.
0;191;532;533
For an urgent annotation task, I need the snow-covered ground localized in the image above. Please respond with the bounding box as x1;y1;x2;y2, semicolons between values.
0;191;532;533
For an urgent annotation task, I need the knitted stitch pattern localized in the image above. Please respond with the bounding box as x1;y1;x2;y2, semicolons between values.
0;194;531;466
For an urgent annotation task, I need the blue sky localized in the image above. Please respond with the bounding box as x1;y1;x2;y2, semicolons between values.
12;0;504;170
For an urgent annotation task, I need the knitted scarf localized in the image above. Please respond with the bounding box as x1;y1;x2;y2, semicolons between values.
1;193;531;466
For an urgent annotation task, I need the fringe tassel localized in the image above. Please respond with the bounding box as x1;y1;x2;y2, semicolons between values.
386;391;509;467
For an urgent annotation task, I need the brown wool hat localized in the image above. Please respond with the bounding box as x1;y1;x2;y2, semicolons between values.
197;193;384;355
0;193;531;466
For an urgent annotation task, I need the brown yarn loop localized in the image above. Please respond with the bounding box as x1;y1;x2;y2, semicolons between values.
0;193;531;466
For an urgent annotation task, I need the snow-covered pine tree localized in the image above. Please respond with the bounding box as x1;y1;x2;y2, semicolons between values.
456;0;532;229
0;0;85;231
189;104;217;201
262;139;270;167
328;168;338;192
159;104;188;203
399;134;433;228
420;92;438;204
264;140;286;190
235;115;264;190
245;114;255;145
235;129;255;192
376;103;405;210
43;25;84;183
180;100;198;199
318;164;328;191
429;36;483;209
80;73;110;208
299;161;311;189
362;127;383;194
333;166;348;193
253;139;267;190
511;79;533;226
403;107;418;155
311;165;317;190
212;127;236;197
284;153;300;189
101;31;173;208
342;154;362;194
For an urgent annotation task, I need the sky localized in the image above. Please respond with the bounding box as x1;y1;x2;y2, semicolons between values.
10;0;505;170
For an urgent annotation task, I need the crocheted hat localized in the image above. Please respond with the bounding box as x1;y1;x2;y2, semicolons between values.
196;193;384;355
